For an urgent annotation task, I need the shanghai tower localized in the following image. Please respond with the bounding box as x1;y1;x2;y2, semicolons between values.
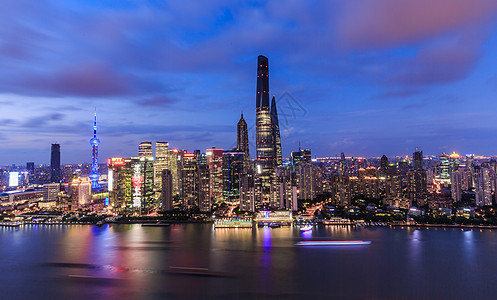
255;55;275;204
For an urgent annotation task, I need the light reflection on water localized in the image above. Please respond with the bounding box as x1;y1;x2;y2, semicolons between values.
1;224;497;299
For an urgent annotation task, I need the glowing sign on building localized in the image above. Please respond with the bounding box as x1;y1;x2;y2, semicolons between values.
9;172;19;187
109;157;125;167
132;164;142;208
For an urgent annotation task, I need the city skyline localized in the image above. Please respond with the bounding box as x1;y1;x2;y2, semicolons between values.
2;1;497;165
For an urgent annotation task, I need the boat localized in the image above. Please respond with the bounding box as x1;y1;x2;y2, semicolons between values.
142;221;171;227
269;222;281;228
300;225;313;232
0;222;22;227
296;240;372;246
214;218;252;228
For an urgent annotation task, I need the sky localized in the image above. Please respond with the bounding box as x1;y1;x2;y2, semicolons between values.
1;0;497;165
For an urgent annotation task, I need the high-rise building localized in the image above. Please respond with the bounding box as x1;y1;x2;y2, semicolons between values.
161;169;173;211
240;169;256;212
407;169;428;206
438;153;451;186
154;142;169;200
206;148;224;203
451;171;462;202
475;166;492;206
26;162;35;173
50;144;61;183
68;177;91;209
271;96;282;167
273;166;298;210
413;148;423;170
237;113;250;167
180;153;199;210
138;142;153;159
166;148;180;196
130;157;155;214
291;148;311;168
222;149;245;204
298;163;320;201
198;164;211;212
43;183;60;202
340;152;347;175
89;110;100;190
255;55;275;204
107;157;130;212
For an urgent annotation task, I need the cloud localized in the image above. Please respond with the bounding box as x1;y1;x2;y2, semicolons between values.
0;119;17;126
137;95;178;107
22;113;65;128
372;89;424;100
337;0;497;49
15;63;134;97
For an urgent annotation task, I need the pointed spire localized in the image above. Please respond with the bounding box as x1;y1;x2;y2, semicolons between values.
270;96;282;166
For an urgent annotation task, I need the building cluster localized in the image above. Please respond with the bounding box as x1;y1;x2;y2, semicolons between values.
2;56;497;217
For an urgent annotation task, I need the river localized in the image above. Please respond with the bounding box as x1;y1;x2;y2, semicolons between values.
1;224;496;299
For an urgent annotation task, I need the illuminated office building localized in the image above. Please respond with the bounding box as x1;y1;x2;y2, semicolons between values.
438;153;451;186
43;183;60;202
413;148;423;170
166;148;180;196
138;142;153;159
108;157;154;214
107;157;131;212
273;166;298;210
222;149;245;204
240;169;256;212
475;166;492;206
68;177;91;209
451;171;462;202
180;153;199;210
154;142;169;200
206;148;224;203
130;157;155;214
198;164;211;212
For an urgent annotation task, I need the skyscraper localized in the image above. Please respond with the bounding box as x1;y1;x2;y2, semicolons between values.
50;144;61;183
162;169;173;211
206;148;224;203
413;148;423;170
154;141;169;199
255;55;275;204
139;142;153;159
271;96;282;167
237;113;249;166
222;149;245;204
89;110;100;190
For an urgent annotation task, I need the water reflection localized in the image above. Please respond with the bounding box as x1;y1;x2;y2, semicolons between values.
1;224;497;299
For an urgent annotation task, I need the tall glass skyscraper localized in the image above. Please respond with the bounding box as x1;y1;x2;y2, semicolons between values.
255;55;275;204
50;143;61;183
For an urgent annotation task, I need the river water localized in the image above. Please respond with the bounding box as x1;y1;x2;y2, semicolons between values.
1;224;496;299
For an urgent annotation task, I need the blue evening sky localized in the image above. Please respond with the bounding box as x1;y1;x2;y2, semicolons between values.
1;0;497;164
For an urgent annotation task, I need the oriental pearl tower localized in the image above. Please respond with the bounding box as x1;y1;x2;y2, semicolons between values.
89;109;100;191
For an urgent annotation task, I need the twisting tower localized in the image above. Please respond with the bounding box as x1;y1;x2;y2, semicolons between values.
89;109;100;190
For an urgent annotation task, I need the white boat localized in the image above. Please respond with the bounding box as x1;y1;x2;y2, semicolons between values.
300;225;313;232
